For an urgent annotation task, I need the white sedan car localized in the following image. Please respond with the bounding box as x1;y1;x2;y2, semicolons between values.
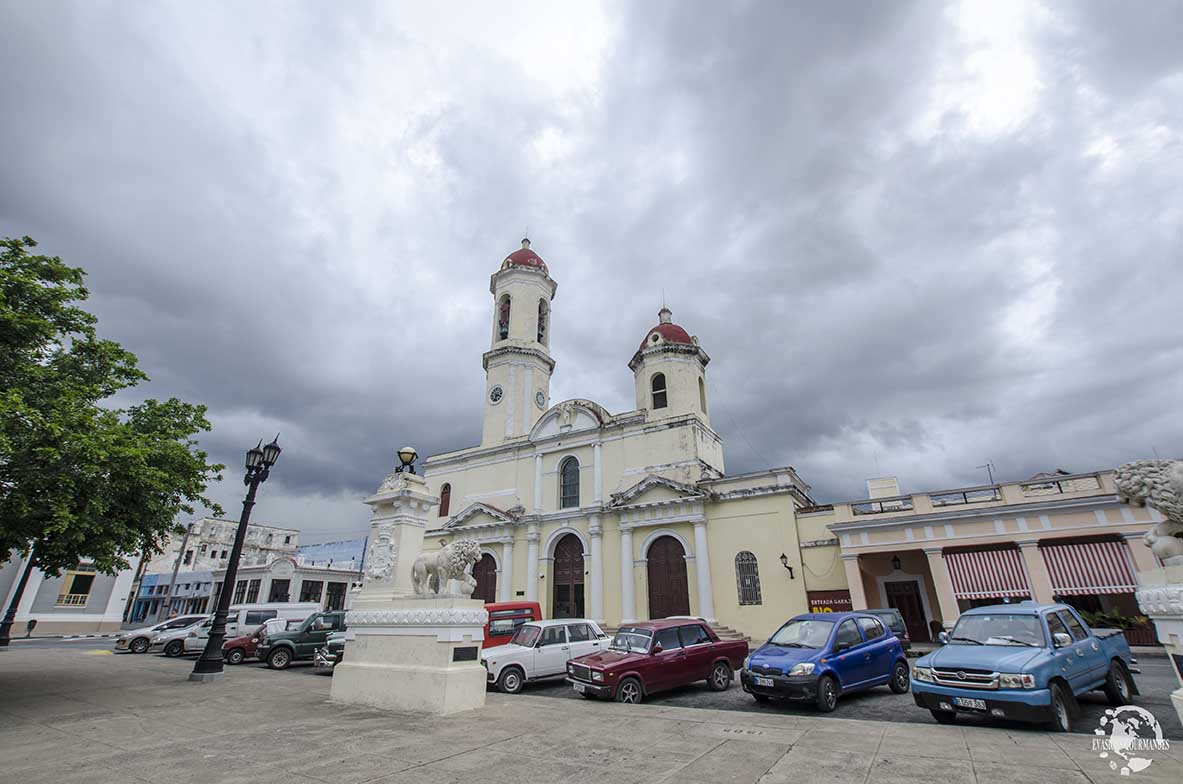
483;619;607;694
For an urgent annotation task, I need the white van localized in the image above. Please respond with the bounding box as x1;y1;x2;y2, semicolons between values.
181;603;321;653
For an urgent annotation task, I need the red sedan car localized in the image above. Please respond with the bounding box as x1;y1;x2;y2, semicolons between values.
222;624;268;665
565;618;748;704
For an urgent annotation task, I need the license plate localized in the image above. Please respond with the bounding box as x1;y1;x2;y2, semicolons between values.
572;682;586;693
953;697;986;710
755;676;774;687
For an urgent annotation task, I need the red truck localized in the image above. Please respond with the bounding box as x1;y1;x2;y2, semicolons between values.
565;618;748;704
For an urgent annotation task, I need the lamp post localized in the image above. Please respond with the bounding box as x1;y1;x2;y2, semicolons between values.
395;446;418;474
190;436;281;682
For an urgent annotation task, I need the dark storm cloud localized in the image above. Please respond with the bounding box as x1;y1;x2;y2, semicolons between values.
2;1;1181;537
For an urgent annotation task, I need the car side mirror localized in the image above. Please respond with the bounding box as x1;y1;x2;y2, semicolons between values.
1053;632;1072;649
937;631;949;645
652;643;663;655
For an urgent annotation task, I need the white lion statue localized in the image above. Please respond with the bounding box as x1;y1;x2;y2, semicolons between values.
1114;459;1183;563
411;540;483;596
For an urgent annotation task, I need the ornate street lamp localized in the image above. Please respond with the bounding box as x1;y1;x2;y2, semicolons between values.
190;436;281;682
891;554;902;571
395;446;418;474
778;553;795;580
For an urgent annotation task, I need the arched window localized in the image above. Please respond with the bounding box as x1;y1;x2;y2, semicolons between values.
559;457;580;509
438;483;451;517
735;551;762;605
497;295;511;340
537;299;548;344
651;373;667;409
698;376;707;414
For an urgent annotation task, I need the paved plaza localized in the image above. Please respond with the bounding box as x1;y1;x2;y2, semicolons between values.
2;645;1181;784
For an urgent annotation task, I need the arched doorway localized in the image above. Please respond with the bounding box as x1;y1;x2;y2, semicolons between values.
552;534;585;618
473;553;497;603
647;536;690;619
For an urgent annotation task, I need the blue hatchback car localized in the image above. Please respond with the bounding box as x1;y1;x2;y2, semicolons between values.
740;612;910;712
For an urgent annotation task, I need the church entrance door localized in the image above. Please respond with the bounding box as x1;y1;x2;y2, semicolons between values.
552;534;584;618
647;536;690;619
473;553;497;603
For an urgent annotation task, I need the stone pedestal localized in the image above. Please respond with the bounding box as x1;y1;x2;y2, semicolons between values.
1135;563;1183;724
330;597;488;715
329;469;488;715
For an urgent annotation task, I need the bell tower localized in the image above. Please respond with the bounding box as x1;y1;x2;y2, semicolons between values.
481;239;557;446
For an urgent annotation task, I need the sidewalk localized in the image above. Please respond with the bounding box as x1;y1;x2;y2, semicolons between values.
1;646;1180;784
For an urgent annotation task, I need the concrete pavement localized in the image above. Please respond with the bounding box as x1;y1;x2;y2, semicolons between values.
1;645;1180;784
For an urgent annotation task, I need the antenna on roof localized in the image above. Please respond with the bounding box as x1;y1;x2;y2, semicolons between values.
976;461;996;485
662;288;667;309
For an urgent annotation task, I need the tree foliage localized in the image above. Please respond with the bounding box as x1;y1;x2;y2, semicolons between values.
0;236;224;575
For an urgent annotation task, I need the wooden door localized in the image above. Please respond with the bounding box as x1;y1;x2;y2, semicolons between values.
473;553;497;603
552;534;584;618
885;580;929;641
647;536;690;619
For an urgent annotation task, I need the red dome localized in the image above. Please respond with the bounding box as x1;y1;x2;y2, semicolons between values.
639;308;695;349
503;239;546;270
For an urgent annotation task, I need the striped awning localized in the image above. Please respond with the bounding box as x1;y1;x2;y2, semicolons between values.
944;548;1030;599
1041;541;1137;595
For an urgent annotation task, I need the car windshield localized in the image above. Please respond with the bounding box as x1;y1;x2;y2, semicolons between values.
769;618;833;648
509;624;541;647
868;612;903;630
949;614;1045;647
610;626;654;653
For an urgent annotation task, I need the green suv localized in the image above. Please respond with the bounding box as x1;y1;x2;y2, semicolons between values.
257;611;346;669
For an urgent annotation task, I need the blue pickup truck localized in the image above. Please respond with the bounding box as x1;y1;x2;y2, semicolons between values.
740;612;910;712
912;602;1140;732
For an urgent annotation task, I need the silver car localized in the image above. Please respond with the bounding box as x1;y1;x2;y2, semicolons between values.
147;618;209;657
114;615;207;654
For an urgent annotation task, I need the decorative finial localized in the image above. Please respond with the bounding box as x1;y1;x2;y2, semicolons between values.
658;306;672;324
521;237;530;249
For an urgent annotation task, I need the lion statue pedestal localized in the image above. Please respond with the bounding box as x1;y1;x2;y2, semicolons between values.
1116;459;1183;724
330;468;488;716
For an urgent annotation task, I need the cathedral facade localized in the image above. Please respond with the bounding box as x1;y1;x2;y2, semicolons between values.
420;240;824;637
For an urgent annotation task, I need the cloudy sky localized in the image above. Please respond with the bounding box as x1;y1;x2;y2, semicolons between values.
2;1;1181;542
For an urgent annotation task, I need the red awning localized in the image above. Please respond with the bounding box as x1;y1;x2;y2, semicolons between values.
1040;541;1138;595
944;549;1030;599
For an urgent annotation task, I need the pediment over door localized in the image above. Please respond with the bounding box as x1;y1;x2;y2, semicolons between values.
442;502;520;530
611;475;706;509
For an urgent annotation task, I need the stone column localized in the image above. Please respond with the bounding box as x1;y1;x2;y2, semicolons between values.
499;537;514;602
332;469;488;716
620;525;636;622
842;555;868;610
533;454;543;513
525;524;540;602
692;521;716;621
593;443;603;505
924;548;960;629
589;516;604;621
1017;540;1054;603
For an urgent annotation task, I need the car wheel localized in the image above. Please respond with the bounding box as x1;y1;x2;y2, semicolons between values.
163;640;184;658
930;709;956;725
815;675;838;713
267;648;292;670
497;667;524;694
224;648;246;666
889;661;910;694
129;637;150;654
1048;682;1072;733
1103;662;1133;706
708;662;732;692
615;677;643;704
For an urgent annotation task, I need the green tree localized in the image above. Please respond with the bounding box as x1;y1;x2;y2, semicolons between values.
0;236;224;577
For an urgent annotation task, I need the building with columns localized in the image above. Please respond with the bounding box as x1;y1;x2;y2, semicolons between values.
813;470;1163;642
420;240;816;637
406;239;1161;643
